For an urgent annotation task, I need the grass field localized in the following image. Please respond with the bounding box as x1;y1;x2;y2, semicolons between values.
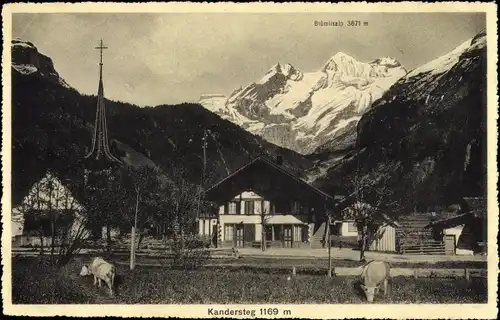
11;257;487;304
109;255;487;272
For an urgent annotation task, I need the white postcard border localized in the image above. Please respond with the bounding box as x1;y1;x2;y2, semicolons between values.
2;2;498;319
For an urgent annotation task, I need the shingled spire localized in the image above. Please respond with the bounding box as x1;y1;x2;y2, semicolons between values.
84;39;122;166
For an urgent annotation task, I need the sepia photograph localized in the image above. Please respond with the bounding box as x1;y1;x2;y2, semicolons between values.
2;2;498;319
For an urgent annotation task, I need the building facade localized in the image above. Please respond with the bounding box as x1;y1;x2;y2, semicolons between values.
11;171;87;247
425;197;486;255
199;156;338;249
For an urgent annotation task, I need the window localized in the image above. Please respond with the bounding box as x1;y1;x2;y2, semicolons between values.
274;200;291;214
301;205;309;215
269;202;275;215
228;202;237;215
347;222;357;233
301;225;309;243
244;201;255;215
224;224;234;241
291;201;301;214
264;225;273;241
293;225;302;242
257;200;265;214
274;225;283;241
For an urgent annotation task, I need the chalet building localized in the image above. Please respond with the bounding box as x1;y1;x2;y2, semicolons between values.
11;171;87;247
199;156;339;249
425;197;487;255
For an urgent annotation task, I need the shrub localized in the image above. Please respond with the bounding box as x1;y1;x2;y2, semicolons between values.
163;234;211;270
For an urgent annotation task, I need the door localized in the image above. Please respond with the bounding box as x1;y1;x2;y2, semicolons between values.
444;234;456;255
243;224;256;246
234;224;244;248
211;225;218;247
283;225;293;248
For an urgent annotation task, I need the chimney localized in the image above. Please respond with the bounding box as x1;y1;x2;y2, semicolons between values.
276;154;283;166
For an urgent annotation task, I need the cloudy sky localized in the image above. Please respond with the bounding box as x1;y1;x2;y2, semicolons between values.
12;12;485;106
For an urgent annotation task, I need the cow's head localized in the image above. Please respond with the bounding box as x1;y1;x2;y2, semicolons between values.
360;284;377;303
80;265;91;276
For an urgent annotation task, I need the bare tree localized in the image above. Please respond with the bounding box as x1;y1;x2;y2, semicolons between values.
163;167;211;269
56;210;92;266
257;201;271;251
120;165;165;270
342;165;397;261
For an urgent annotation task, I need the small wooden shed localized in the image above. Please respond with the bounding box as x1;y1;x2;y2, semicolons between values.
369;223;397;252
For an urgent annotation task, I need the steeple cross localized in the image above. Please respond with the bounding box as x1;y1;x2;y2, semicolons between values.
94;39;108;66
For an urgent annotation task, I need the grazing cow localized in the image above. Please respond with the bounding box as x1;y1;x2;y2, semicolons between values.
80;257;116;296
360;260;390;302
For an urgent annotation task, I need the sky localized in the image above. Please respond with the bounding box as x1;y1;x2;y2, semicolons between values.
12;12;486;107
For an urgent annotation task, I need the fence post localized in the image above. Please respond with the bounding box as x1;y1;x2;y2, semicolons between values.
414;269;418;279
465;268;470;280
292;266;296;277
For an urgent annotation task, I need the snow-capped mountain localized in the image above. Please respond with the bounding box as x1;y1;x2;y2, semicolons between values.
200;53;406;154
313;32;488;156
11;38;71;89
310;31;487;207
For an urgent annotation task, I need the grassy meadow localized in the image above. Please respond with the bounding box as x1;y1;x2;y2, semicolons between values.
11;257;487;304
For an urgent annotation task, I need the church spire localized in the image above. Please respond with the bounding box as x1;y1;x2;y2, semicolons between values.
84;39;122;165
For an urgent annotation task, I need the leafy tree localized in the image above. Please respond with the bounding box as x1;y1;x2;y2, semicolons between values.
83;167;126;252
341;164;399;261
119;165;166;270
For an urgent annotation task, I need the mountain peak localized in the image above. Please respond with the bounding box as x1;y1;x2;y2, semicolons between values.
322;52;361;73
370;57;402;68
268;62;297;76
12;38;37;50
11;37;71;88
323;52;358;67
259;62;302;84
329;52;356;60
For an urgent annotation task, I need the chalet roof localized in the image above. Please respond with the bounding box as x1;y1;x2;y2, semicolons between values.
204;156;334;202
424;213;470;229
12;171;83;213
424;197;486;229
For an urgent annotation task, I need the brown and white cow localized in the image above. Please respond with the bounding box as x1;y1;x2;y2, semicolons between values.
360;260;391;302
80;257;116;296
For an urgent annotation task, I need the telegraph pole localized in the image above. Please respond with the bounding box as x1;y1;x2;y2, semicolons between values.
200;130;208;238
328;214;332;277
326;197;332;278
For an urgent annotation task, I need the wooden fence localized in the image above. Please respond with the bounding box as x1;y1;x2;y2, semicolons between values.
396;214;446;255
399;240;446;255
12;246;240;259
333;267;486;279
